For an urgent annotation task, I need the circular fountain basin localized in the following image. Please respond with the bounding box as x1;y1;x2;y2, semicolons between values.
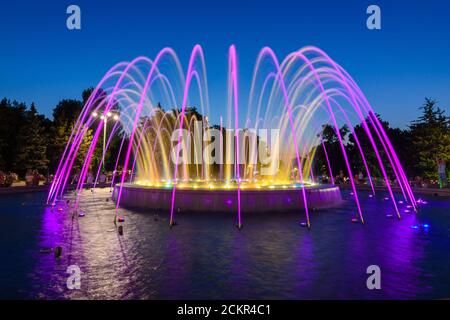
113;183;342;212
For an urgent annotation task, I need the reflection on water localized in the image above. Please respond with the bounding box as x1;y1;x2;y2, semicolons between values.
0;189;449;299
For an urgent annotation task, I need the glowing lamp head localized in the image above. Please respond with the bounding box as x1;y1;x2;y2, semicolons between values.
92;111;98;118
100;115;105;120
106;112;112;117
113;114;119;121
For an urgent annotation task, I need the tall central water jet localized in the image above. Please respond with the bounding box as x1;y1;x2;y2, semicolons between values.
47;45;416;228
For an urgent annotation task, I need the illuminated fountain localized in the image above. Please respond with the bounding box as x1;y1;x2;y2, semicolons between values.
47;45;416;229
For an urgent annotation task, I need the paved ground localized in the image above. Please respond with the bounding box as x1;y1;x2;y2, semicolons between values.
0;182;110;195
339;184;450;197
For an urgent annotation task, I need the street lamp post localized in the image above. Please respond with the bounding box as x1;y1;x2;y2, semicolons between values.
92;111;120;172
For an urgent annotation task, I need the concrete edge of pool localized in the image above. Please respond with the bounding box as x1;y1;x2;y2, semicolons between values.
112;183;343;212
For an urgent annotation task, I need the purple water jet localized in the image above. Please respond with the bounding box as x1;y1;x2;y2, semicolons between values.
47;45;415;228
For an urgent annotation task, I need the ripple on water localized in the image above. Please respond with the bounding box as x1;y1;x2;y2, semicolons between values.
0;189;449;299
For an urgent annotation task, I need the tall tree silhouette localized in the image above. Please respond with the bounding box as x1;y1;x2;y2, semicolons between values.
410;98;450;179
15;103;49;174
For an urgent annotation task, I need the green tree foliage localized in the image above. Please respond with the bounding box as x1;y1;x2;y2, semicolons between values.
0;89;121;178
1;93;448;185
80;87;120;172
47;120;96;172
314;98;449;183
346;115;412;179
0;99;27;171
52;99;83;126
74;125;96;172
14;103;49;174
49;94;101;173
314;124;350;177
409;98;450;179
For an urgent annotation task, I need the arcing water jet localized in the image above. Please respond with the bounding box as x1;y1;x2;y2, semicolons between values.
48;45;416;227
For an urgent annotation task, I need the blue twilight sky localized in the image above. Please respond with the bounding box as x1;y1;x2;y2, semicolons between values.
0;0;449;128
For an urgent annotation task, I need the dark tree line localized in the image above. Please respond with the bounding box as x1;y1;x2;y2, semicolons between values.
0;94;448;183
314;98;449;182
0;88;123;178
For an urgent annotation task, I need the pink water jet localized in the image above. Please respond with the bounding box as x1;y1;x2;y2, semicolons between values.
47;45;415;228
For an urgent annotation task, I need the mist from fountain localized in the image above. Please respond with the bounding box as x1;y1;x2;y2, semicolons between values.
47;45;416;227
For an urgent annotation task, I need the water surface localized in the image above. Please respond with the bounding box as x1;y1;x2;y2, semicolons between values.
0;189;449;299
